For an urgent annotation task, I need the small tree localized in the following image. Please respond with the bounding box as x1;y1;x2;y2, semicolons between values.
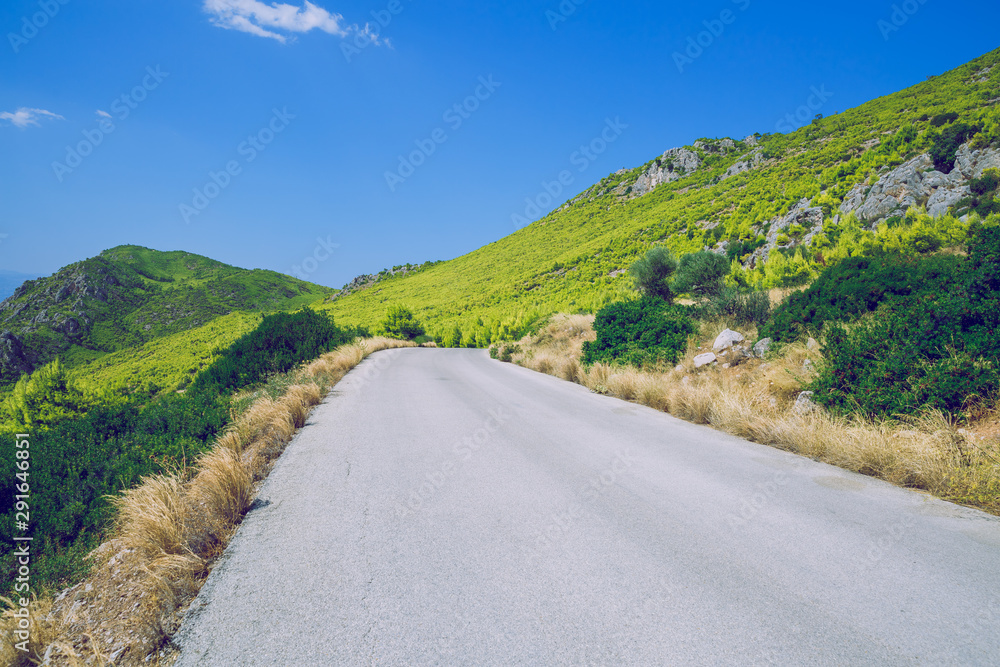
672;251;729;299
377;305;425;340
628;247;678;301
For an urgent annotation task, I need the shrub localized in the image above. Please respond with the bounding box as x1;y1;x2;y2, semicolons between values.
811;301;999;418
929;122;979;173
193;308;355;393
760;253;965;342
704;288;771;326
672;251;729;298
376;305;425;340
930;112;959;127
628;247;678;301
582;297;695;367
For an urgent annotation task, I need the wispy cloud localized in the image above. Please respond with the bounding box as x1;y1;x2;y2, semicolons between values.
202;0;351;43
0;107;65;129
96;110;112;119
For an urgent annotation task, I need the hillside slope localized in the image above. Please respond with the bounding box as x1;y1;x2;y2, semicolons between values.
321;48;1000;342
0;245;332;385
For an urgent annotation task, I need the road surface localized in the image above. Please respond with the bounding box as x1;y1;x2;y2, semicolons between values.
173;348;1000;665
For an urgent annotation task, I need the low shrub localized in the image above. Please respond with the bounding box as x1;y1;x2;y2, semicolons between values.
582;298;696;367
760;253;964;343
193;308;356;393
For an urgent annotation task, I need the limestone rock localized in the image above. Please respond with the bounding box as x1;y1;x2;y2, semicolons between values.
793;391;818;415
631;147;703;196
694;352;717;369
753;338;773;358
713;329;745;352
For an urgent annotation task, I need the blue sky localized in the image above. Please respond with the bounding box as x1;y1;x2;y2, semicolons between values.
2;0;999;289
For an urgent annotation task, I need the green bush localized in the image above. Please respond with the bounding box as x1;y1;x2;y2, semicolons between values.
810;301;999;418
760;253;965;343
672;251;729;298
929;122;979;173
193;308;355;393
0;388;229;596
930;112;960;127
697;288;771;326
582;298;695;367
628;247;678;301
376;304;425;340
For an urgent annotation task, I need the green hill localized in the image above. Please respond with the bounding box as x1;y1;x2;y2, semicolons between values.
0;245;332;387
320;48;1000;344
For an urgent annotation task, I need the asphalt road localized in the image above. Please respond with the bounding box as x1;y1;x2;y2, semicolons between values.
173;348;1000;666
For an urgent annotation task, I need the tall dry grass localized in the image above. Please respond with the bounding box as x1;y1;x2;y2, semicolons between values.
2;338;416;666
509;314;1000;516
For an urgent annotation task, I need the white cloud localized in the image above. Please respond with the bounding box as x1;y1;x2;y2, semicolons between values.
96;110;112;119
203;0;350;42
0;107;65;129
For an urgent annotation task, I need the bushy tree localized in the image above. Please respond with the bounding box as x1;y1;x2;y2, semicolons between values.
1;359;103;430
672;251;729;298
582;297;695;367
629;247;678;301
377;305;425;340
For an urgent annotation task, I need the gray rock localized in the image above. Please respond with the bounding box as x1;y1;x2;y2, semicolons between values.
793;391;818;415
927;186;969;217
713;329;745;352
806;338;819;351
631;147;703;196
0;331;33;380
694;353;717;369
753;338;773;358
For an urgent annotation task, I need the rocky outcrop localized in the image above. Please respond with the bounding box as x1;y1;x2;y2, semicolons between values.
839;144;1000;224
0;331;33;379
745;199;824;268
713;329;745;352
631;147;703;196
722;149;764;180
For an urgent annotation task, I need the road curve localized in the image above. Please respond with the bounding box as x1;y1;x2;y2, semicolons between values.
173;348;1000;666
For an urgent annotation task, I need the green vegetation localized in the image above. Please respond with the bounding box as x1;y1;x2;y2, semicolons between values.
320;49;1000;349
761;253;965;343
628;247;678;301
0;245;331;387
192;309;356;394
375;305;426;340
0;309;358;598
810;223;1000;418
582;298;695;368
672;251;728;299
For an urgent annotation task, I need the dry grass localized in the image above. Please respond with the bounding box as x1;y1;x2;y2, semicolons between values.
6;337;416;666
508;314;1000;517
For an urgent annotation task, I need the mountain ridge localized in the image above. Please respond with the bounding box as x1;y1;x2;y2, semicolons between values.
0;245;332;385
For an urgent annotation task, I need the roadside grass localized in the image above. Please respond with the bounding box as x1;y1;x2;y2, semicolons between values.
0;338;415;667
500;315;1000;518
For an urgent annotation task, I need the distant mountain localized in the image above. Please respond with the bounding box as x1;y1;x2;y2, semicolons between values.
0;271;38;302
0;245;333;385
